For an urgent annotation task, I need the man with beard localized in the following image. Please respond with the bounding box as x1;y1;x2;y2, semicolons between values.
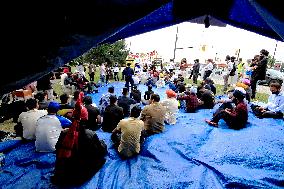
205;89;248;130
251;82;284;119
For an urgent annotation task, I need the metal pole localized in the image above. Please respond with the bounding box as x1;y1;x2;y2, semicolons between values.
173;26;179;62
273;40;278;60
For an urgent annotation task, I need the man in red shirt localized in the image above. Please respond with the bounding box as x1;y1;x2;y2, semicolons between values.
205;90;248;130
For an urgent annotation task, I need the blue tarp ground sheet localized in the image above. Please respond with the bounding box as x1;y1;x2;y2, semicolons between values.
0;82;283;189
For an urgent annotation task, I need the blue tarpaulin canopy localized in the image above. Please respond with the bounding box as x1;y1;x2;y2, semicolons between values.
1;0;284;94
0;82;283;188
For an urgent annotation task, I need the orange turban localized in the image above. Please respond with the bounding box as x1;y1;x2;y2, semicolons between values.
166;89;177;98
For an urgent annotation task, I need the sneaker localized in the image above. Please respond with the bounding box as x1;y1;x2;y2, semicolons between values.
205;119;218;127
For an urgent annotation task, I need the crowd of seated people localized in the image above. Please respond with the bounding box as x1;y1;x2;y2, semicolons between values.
1;59;283;187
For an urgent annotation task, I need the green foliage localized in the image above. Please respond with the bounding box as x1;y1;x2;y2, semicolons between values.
268;55;276;68
70;40;129;66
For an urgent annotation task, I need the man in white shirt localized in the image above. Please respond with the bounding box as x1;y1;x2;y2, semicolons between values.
251;82;284;119
35;101;72;152
160;89;178;124
203;59;214;80
100;63;106;85
17;98;47;140
113;63;120;81
111;106;144;159
76;62;85;77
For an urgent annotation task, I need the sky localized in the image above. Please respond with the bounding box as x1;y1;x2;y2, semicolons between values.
125;22;284;63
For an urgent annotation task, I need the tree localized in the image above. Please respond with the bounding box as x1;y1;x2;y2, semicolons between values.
268;55;276;68
71;39;129;66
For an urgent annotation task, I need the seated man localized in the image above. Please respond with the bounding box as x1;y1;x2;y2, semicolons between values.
140;94;166;136
130;85;142;103
251;82;284;119
111;106;144;159
83;96;101;131
118;87;137;118
58;93;73;119
17;98;47;140
198;84;215;109
160;89;178;125
99;86;115;115
205;90;248;130
35;101;72;152
177;86;199;113
102;95;124;133
142;85;154;105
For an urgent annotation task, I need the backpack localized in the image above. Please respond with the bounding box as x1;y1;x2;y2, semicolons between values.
229;63;236;76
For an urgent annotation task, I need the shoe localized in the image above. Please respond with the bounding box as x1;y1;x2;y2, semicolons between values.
205;119;218;127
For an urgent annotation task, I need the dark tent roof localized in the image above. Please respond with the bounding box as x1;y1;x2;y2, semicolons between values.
1;0;283;95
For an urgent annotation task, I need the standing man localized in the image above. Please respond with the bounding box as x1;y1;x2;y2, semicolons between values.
191;59;200;84
251;49;269;99
113;63;120;81
122;63;134;90
100;62;106;86
223;55;234;93
88;63;95;82
203;59;214;80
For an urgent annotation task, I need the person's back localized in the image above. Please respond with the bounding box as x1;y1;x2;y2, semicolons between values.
99;86;115;114
35;102;71;152
130;87;141;103
177;87;199;113
144;85;154;100
140;94;166;135
234;101;248;128
111;106;144;159
84;96;101;130
18;98;47;140
53;118;107;186
102;96;124;132
118;88;137;117
113;117;144;158
161;90;178;125
199;87;215;109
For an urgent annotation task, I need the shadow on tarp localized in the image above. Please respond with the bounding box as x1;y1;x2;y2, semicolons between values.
0;82;283;189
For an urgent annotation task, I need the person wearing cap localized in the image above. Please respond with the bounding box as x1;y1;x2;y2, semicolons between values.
35;101;72;152
177;86;199;113
111;106;144;159
161;89;179;124
251;82;284;119
122;63;135;90
205;89;248;129
140;94;166;136
251;49;269;99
